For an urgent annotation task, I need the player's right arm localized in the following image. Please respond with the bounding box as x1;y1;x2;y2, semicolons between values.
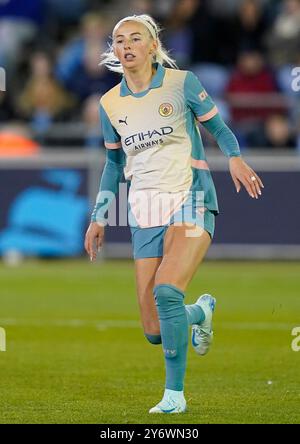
84;103;125;261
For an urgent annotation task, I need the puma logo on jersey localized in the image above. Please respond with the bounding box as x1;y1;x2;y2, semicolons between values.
119;116;128;125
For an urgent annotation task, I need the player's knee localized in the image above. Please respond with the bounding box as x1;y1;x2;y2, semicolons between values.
154;271;185;292
144;333;162;345
153;283;184;308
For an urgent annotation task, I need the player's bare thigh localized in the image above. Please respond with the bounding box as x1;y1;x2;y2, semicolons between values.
135;257;162;335
154;224;211;292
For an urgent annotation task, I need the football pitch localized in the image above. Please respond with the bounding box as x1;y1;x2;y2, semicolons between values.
0;259;299;424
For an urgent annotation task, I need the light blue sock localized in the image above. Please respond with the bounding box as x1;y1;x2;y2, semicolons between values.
153;284;188;391
185;304;205;325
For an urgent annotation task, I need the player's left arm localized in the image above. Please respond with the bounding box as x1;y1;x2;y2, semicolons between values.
202;114;264;199
185;71;264;199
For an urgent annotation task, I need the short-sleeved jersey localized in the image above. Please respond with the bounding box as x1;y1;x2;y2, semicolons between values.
100;63;219;228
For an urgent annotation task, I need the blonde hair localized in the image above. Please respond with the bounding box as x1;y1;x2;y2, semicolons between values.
100;14;177;73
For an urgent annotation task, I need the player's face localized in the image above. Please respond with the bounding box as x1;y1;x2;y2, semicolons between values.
113;21;157;71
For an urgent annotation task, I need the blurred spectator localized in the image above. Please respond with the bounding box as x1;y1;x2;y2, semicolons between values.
209;0;270;17
246;114;296;149
0;91;15;122
82;94;103;149
42;0;90;45
17;52;75;135
164;0;199;67
264;114;296;149
108;0;154;20
127;0;154;15
35;94;103;149
186;0;263;66
185;0;223;65
263;0;283;26
266;0;300;66
0;123;39;157
55;13;113;90
211;0;269;65
233;0;267;54
46;0;88;24
63;42;119;101
0;0;45;72
153;0;176;20
226;50;281;124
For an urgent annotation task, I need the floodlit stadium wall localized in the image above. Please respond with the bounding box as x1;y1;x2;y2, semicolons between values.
0;150;299;260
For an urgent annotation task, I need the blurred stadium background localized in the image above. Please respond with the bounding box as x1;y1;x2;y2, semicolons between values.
0;0;299;424
1;0;300;260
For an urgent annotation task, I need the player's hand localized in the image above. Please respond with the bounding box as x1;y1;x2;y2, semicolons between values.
84;222;105;261
229;156;264;199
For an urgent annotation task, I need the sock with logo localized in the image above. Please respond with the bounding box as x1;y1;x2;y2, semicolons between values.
153;283;188;391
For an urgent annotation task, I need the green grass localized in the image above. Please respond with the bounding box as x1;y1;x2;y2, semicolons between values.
0;259;299;424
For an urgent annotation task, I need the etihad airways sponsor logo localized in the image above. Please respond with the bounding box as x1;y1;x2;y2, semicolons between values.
133;139;163;151
124;126;173;146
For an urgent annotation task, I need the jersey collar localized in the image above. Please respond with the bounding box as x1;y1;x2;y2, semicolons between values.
120;63;165;97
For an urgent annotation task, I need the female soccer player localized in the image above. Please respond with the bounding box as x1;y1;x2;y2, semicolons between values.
84;14;263;414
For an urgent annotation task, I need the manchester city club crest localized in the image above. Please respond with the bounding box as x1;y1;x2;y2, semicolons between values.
159;103;173;117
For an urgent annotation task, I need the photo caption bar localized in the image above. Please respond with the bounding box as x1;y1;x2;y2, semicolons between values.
98;426;200;441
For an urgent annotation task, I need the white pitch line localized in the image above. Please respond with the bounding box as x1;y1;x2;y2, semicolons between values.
219;322;295;331
0;319;295;331
0;318;141;330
